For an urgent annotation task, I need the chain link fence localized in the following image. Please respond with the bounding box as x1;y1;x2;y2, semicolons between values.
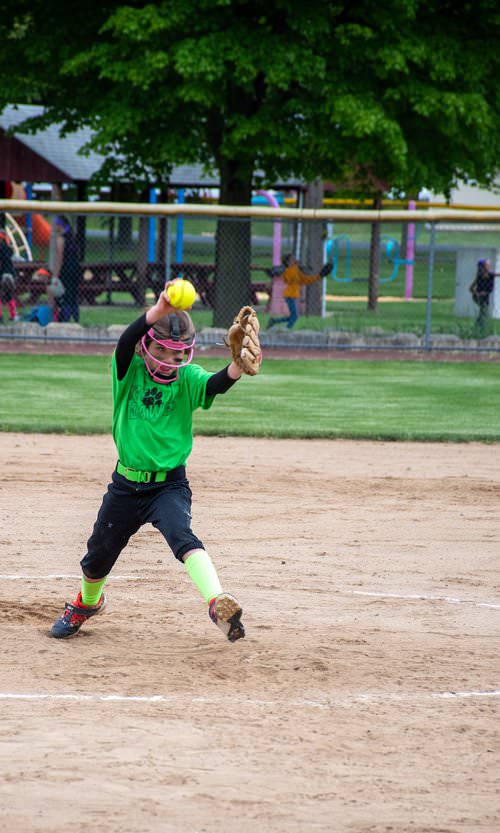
2;201;500;352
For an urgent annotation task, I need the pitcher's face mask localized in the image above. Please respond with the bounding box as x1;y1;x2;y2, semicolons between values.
140;322;195;384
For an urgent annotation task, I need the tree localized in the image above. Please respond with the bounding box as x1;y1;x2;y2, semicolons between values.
1;0;499;322
301;179;324;316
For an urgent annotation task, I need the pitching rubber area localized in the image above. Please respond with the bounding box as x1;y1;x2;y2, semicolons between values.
1;433;499;833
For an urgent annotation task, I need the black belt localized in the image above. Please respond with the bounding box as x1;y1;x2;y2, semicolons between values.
116;462;184;484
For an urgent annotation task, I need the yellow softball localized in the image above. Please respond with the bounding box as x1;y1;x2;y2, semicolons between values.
165;279;197;310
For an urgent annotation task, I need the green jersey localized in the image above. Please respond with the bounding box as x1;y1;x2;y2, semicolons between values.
111;352;214;471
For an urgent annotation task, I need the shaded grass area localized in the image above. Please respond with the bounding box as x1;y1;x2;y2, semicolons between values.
1;354;499;441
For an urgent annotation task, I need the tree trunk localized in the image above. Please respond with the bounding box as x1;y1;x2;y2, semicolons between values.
112;183;137;246
213;159;253;327
301;179;324;315
368;192;383;311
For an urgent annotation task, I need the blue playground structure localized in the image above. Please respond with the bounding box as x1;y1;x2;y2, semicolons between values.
323;228;415;285
324;234;351;282
379;235;415;283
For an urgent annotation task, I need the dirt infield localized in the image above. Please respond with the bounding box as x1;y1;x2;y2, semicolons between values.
1;433;499;833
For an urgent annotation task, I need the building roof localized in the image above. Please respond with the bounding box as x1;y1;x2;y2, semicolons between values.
0;104;303;189
0;104;104;182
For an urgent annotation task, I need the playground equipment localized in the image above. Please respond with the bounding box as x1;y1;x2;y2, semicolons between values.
323;214;417;297
251;192;284;207
324;229;415;286
404;200;416;298
30;213;51;247
323;201;417;299
380;235;415;284
255;190;282;267
324;233;351;282
379;234;415;283
255;190;285;314
321;230;352;317
4;212;32;260
5;183;52;249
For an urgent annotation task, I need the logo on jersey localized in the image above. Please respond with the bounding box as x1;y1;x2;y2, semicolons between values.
142;387;163;409
128;383;175;420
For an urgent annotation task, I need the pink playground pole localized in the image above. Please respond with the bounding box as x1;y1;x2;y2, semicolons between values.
405;200;416;299
256;190;286;314
257;190;282;266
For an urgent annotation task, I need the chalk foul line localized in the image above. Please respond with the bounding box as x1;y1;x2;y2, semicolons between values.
0;689;499;709
1;575;499;610
342;588;500;610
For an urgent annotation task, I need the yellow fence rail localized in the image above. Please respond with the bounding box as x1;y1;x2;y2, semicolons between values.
2;199;500;223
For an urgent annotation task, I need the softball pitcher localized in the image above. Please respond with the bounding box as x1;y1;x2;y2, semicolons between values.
51;285;261;642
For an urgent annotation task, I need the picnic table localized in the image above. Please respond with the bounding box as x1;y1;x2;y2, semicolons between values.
14;260;271;308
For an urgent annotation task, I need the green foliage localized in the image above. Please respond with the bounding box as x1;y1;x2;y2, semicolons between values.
1;353;499;442
1;1;498;322
0;0;499;197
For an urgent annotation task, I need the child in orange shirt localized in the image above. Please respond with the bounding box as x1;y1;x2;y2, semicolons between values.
267;253;331;329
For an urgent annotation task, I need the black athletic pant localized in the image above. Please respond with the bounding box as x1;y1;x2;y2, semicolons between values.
80;467;204;579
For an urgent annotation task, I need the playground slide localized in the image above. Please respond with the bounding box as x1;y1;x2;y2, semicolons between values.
32;213;51;247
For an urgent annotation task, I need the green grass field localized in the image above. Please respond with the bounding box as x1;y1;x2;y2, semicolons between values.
1;354;498;441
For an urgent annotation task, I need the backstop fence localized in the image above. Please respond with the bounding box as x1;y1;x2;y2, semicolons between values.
1;199;500;352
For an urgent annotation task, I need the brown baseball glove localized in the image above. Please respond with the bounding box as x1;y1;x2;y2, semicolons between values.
225;305;262;376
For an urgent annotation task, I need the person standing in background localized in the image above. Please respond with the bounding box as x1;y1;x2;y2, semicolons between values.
469;258;500;331
54;215;82;323
0;229;19;324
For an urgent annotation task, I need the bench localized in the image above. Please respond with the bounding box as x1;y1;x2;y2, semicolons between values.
14;260;141;306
